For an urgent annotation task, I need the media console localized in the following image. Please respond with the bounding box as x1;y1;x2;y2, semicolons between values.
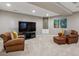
24;31;36;39
19;31;36;39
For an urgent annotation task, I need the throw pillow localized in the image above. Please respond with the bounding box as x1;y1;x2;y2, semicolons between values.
60;29;64;36
12;31;18;39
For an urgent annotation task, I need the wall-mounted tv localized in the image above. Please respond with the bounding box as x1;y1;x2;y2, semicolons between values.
19;21;36;32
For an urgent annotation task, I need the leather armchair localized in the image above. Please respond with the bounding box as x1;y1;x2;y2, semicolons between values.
0;32;25;53
67;30;78;44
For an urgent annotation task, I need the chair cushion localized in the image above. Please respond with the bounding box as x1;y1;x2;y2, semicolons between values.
1;32;11;43
12;31;18;39
4;38;24;47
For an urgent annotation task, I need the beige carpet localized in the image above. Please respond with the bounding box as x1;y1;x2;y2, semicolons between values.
0;35;79;56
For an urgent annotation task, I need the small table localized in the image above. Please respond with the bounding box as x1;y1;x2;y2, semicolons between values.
53;36;66;44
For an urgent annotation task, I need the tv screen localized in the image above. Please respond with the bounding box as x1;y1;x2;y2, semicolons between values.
19;21;36;32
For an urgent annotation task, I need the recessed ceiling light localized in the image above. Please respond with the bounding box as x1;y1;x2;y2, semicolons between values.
32;10;36;13
6;3;11;7
46;14;49;16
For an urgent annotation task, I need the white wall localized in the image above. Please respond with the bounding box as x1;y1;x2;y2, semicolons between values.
68;13;79;33
48;17;68;35
0;10;43;35
44;13;79;35
1;10;78;36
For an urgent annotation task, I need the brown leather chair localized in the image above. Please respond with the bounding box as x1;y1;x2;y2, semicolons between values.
0;32;25;53
53;36;66;44
67;30;78;44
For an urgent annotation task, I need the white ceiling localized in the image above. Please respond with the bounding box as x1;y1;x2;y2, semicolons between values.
0;2;59;17
59;2;79;12
0;2;79;17
29;2;72;15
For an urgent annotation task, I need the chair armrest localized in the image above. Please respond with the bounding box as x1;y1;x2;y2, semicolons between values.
68;34;78;38
18;35;25;38
4;38;24;47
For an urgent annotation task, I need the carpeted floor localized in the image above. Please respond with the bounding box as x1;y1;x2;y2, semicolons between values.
0;35;79;56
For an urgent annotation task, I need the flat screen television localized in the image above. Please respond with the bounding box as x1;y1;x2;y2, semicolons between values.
19;21;36;32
